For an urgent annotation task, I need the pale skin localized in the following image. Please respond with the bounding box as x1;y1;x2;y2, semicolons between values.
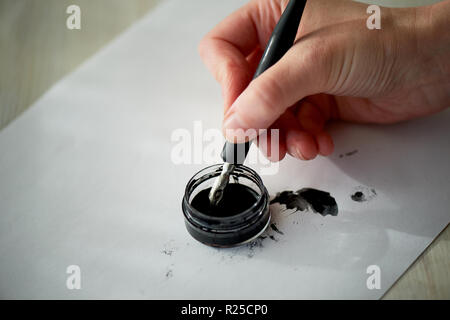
199;0;450;161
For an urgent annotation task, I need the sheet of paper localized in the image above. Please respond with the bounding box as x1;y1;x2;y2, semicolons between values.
0;0;448;299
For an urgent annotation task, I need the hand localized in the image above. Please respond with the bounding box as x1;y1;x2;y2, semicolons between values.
199;0;450;161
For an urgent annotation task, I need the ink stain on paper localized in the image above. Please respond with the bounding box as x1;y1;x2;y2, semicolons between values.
243;233;280;258
269;235;278;242
161;248;174;256
270;223;284;235
162;241;177;280
339;149;358;158
165;268;173;279
351;191;366;202
246;237;265;258
270;188;338;216
351;186;377;203
161;240;177;256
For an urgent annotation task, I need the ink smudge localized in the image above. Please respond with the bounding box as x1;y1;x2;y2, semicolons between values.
351;191;366;202
269;235;278;242
350;186;377;203
270;223;284;235
161;248;174;256
271;188;338;216
161;240;177;256
246;236;265;258
339;149;358;158
269;190;308;212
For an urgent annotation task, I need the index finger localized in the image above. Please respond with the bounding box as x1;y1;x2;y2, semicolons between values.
198;0;284;109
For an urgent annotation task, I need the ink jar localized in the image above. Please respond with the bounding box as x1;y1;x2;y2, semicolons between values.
182;164;270;247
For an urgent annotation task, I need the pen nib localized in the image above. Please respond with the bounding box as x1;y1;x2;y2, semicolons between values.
208;163;235;206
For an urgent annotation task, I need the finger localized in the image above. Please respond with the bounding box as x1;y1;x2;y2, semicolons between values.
295;99;335;157
295;101;325;134
315;131;334;156
199;37;253;110
279;110;318;160
255;118;287;162
223;37;332;142
198;1;282;110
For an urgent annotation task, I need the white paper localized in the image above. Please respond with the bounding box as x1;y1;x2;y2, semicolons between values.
0;0;448;299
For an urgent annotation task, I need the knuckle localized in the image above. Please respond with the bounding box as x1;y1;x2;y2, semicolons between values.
298;38;334;90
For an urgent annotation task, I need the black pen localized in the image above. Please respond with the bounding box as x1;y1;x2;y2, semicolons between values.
209;0;307;205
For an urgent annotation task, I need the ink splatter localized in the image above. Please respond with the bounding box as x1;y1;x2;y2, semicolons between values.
269;190;308;212
351;191;365;202
270;223;284;235
161;248;174;256
162;241;176;279
249;233;281;256
351;186;377;202
245;236;265;258
161;240;177;256
271;188;338;216
339;149;358;158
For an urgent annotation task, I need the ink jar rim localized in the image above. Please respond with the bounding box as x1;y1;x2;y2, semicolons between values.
182;164;270;247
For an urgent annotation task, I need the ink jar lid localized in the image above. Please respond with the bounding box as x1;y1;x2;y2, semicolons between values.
182;164;270;247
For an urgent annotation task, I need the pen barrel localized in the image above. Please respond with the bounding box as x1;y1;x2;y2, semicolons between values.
222;0;305;164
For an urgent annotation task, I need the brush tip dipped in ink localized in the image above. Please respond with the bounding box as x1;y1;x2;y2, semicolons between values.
182;165;270;248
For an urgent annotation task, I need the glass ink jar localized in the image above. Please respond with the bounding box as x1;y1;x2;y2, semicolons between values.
182;164;270;247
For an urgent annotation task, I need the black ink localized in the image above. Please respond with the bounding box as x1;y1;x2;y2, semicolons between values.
350;186;377;203
191;184;258;217
351;191;366;202
161;249;174;256
339;149;358;158
270;223;284;235
269;190;308;212
246;237;265;258
345;150;358;156
271;188;338;216
269;235;278;242
183;164;270;247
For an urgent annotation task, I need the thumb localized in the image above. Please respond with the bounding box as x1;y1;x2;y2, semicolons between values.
222;40;332;143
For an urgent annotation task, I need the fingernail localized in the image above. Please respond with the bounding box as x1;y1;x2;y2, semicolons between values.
223;111;243;130
294;147;306;160
224;104;235;119
223;114;244;142
223;113;257;143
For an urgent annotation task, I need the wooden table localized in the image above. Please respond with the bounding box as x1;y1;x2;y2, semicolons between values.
0;0;448;299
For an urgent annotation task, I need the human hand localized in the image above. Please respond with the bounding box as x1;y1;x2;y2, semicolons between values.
199;0;450;161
